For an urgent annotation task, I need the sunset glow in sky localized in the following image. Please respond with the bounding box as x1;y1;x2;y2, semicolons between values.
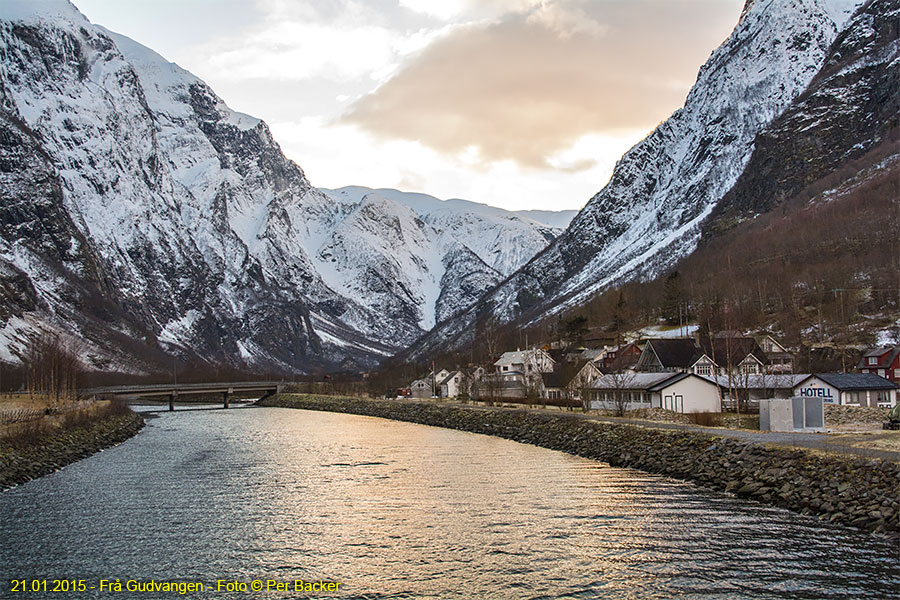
72;0;745;211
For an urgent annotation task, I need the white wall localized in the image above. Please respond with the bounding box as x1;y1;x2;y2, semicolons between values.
656;376;721;413
793;378;840;404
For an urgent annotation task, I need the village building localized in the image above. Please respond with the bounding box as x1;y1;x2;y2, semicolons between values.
566;360;603;404
703;373;810;410
793;373;898;408
601;341;642;372
636;337;769;377
856;346;900;384
438;370;463;399
408;377;433;399
472;370;528;401
433;368;452;384
758;335;794;373
565;347;606;364
540;369;568;401
587;372;721;413
634;338;702;373
494;348;556;375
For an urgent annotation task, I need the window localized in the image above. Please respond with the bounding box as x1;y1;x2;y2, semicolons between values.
868;357;877;365
895;369;900;379
503;366;508;372
695;364;712;376
878;369;886;377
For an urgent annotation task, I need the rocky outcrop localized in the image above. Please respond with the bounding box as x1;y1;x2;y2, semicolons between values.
259;394;899;538
706;0;900;233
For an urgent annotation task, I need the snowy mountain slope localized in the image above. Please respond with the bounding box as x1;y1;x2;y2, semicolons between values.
401;0;868;359
706;0;900;229
0;0;563;371
321;186;570;277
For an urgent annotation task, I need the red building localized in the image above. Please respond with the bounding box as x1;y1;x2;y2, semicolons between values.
856;346;900;383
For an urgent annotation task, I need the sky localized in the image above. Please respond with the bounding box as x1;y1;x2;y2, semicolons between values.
71;0;745;211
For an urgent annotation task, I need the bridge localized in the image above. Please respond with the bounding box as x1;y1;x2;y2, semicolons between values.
82;381;284;411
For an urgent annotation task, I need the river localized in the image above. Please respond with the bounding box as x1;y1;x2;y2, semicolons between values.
1;405;897;599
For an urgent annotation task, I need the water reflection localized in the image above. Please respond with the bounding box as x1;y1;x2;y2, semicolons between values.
1;406;897;599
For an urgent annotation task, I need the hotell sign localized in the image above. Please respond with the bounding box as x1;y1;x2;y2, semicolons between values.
797;386;834;400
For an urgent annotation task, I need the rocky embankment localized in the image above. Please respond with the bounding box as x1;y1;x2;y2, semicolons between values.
1;411;144;491
259;394;899;538
825;404;890;426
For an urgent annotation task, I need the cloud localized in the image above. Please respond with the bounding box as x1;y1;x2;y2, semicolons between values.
341;0;743;169
194;0;443;83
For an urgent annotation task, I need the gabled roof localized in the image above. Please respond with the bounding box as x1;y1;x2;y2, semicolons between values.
698;337;769;366
800;373;899;391
702;374;810;389
540;370;567;389
760;335;789;352
644;339;702;368
647;372;695;392
589;372;681;391
856;346;900;368
438;371;460;386
494;349;553;366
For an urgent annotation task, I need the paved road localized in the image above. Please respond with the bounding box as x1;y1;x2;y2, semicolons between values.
438;401;900;462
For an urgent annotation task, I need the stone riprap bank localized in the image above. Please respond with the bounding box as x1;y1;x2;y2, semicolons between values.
259;394;899;538
1;412;144;491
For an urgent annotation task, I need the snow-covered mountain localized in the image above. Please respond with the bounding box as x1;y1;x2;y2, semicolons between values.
0;0;568;372
402;0;870;359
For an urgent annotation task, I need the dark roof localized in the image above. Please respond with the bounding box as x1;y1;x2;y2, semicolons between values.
646;339;702;368
541;369;567;388
698;337;769;366
806;373;899;391
856;346;900;369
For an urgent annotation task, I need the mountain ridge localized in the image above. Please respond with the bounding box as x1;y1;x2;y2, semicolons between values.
399;0;870;361
0;0;566;373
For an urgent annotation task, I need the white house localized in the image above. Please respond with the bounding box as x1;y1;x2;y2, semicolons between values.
587;372;721;413
438;370;463;398
793;373;898;408
758;335;794;373
566;360;603;404
409;378;433;399
494;348;555;376
434;368;452;384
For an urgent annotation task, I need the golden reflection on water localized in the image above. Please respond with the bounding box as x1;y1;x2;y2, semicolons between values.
1;406;898;600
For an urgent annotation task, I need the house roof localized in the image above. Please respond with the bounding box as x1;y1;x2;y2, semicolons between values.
698;337;769;366
647;372;695;392
494;349;548;366
856;346;900;368
438;371;460;386
760;335;788;352
645;339;702;368
541;370;567;389
589;372;681;391
801;373;899;391
702;374;810;389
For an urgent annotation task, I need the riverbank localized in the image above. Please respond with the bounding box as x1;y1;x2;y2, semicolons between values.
0;404;144;491
259;394;899;538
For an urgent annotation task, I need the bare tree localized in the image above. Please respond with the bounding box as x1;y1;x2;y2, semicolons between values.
24;333;82;406
523;372;543;409
609;371;637;417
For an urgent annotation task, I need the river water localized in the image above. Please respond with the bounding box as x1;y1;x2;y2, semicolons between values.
1;405;897;599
